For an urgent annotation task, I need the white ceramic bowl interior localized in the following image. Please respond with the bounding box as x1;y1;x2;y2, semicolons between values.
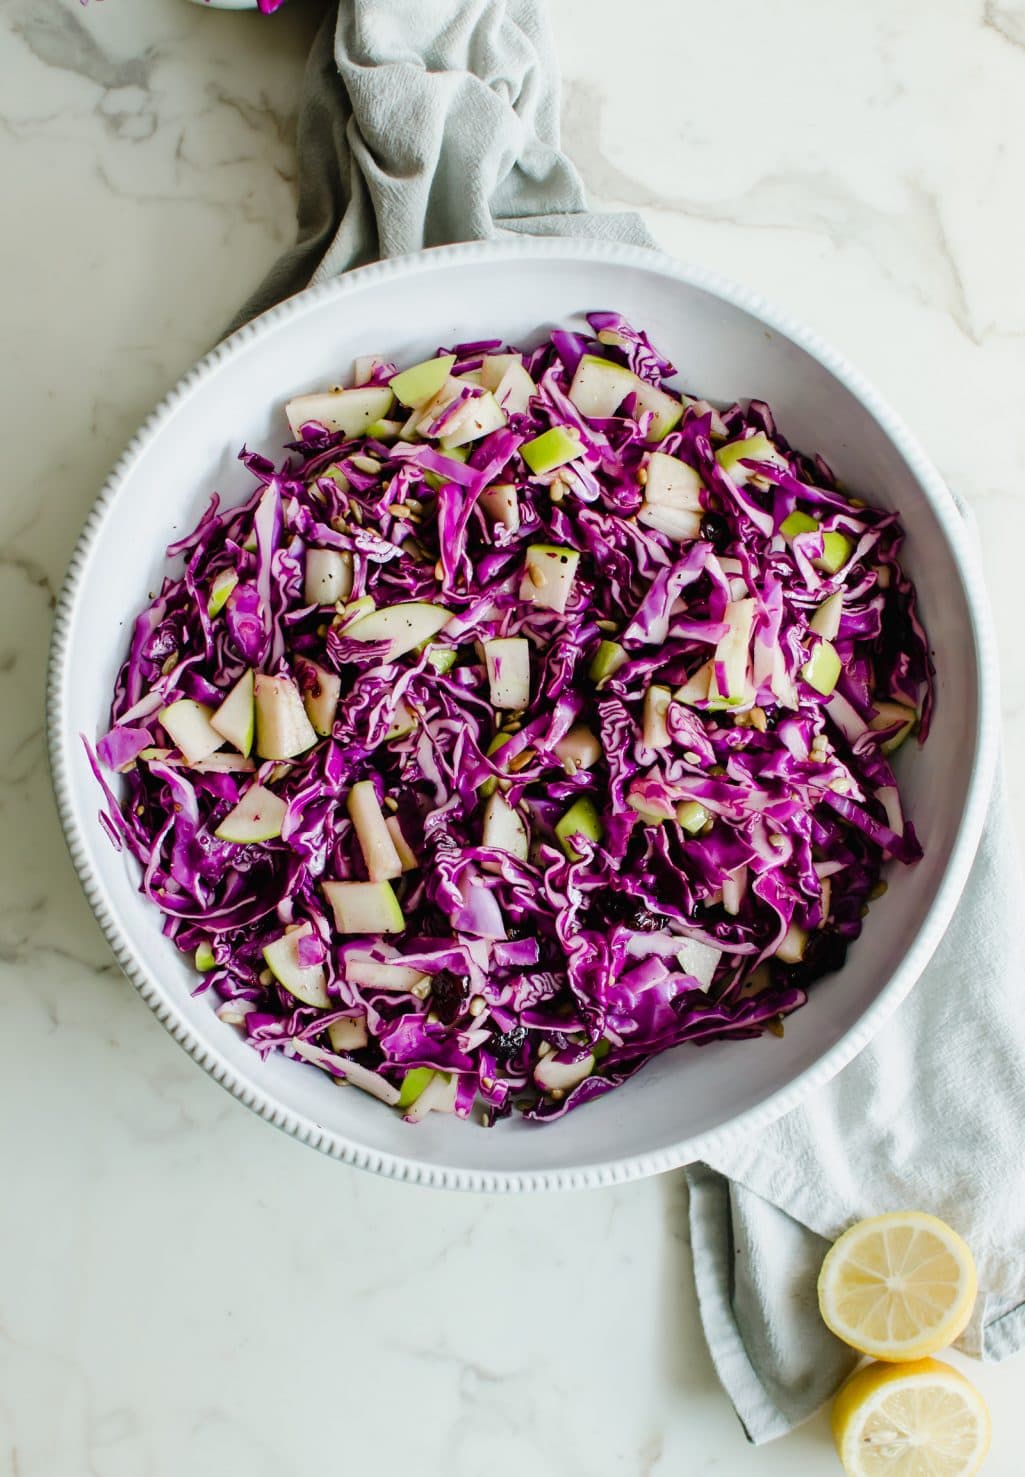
49;240;997;1190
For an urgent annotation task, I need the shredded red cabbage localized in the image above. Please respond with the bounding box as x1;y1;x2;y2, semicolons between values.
89;315;932;1125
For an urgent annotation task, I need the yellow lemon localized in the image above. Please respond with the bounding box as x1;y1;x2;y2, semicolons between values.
832;1358;990;1476
818;1211;977;1361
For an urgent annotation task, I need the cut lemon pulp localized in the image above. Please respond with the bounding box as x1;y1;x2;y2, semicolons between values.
832;1358;990;1477
818;1212;977;1361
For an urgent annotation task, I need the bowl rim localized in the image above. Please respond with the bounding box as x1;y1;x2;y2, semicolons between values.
47;236;1000;1192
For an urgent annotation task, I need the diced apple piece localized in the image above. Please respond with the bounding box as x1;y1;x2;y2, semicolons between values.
389;354;457;408
776;923;808;964
305;548;353;605
645;451;704;510
302;662;341;737
215;784;287;843
676;936;722;991
263;922;329;1008
677;800;710;835
327;1015;369;1052
628;788;675;824
716;432;786;484
810;591;844;641
345;601;452;661
347;780;403;882
870;700;917;754
554;725;601;770
781;510;819;539
207;569;238;618
353;354;388;387
210;670;255;757
385;700;417;741
521;425;585;475
322;880;405;935
385;815;418;871
479;353;521;391
642;685;672;749
492;362;536;416
801;640;841;696
674;660;713;706
403;1070;457;1122
534;1051;595;1093
713;599;756;701
424;644;457;675
439;391;507;449
365;419;404;442
589;639;627;684
639;504;704;540
482;791;529;861
629;380;684;442
818;531;853;574
484;637;531;710
254;674;318;760
285;386;394;439
397;1066;435;1109
191;754;256;774
345;955;429;993
478;731;512;799
568;354;636;418
195;942;217;972
555;798;603;860
480;482;520;534
159;699;223;765
519;544;580;613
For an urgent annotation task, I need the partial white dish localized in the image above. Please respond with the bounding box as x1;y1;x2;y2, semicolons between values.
47;239;998;1190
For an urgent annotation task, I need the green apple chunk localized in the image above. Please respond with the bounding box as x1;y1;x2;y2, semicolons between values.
195;942;217;972
673;660;713;706
775;922;807;964
344;954;429;993
484;637;531;710
322;880;405;935
264;922;330;1008
818;531;853;575
490;361;536;417
479;353;521;391
870;700;917;754
716;432;785;483
630;380;684;442
304;548;353;605
159;699;223;765
479;482;520;533
521;425;584;475
384;815;418;871
555;797;603;860
385;700;418;741
439;391;507;449
642;684;672;749
402;1070;457;1121
567;354;636;418
347;780;403;882
365;418;404;442
713;599;756;701
353;354;388;387
215;783;288;843
810;591;844;641
344;601;452;661
801;639;841;696
191;754;256;774
677;800;710;835
478;731;512;799
780;510;819;539
588;639;627;684
207;569;239;618
397;1066;436;1110
254;673;318;761
389;354;457;408
554;725;601;771
645;451;704;509
520;543;580;614
676;936;722;991
301;662;341;738
424;644;457;675
285;385;394;439
534;1052;595;1093
327;1015;369;1052
481;791;529;861
210;669;255;757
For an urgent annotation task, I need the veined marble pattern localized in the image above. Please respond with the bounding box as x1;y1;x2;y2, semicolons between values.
1;1;1023;1472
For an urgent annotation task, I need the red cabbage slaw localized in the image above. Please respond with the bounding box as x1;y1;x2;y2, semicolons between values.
88;314;932;1126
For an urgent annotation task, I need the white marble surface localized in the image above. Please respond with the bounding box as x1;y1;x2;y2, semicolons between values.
2;0;1024;1471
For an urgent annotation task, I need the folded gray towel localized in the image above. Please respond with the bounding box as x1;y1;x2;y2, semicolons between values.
232;0;1023;1446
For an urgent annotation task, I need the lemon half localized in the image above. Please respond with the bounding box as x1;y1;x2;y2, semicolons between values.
832;1358;990;1476
818;1211;977;1362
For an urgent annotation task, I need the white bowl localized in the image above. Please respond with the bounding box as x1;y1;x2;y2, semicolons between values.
48;240;998;1191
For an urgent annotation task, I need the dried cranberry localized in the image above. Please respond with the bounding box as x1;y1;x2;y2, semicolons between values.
491;1025;527;1063
700;511;730;550
590;890;669;933
429;971;468;1024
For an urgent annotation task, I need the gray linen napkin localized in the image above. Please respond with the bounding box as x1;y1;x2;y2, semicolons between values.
232;0;1024;1445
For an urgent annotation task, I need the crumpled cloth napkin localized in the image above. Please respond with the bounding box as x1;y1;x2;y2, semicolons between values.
232;0;1024;1445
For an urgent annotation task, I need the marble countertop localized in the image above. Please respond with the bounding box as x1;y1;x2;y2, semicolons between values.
3;1;1023;1472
